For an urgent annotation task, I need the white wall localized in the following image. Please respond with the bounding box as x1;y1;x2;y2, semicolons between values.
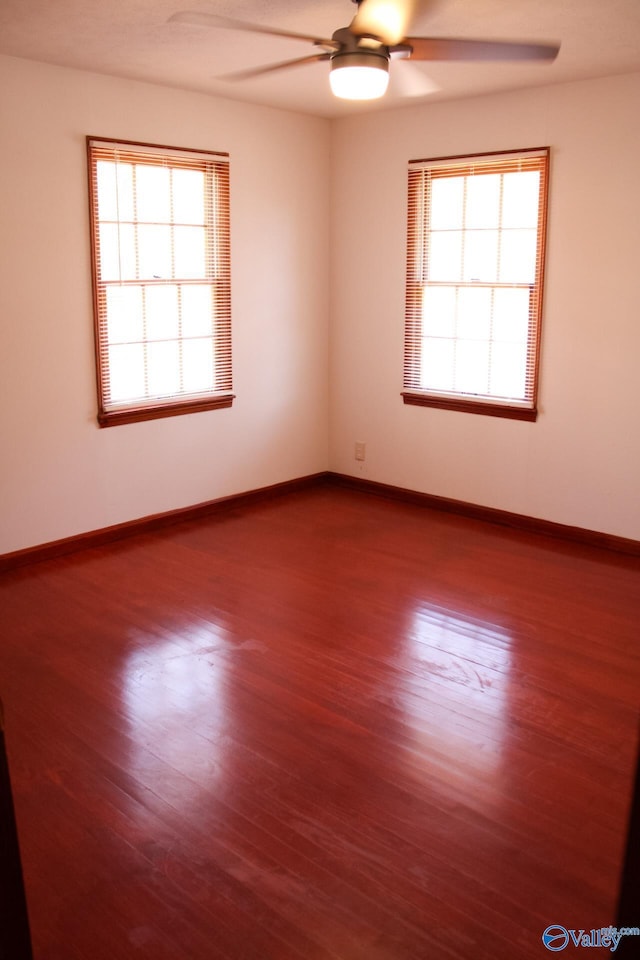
329;73;640;540
2;57;639;553
0;55;331;553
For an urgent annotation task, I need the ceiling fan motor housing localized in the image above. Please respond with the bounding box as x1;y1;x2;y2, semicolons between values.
330;25;390;64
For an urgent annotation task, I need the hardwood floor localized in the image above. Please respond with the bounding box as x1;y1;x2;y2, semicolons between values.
1;483;639;960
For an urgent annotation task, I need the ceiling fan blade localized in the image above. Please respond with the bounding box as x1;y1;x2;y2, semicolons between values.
219;53;331;83
390;61;439;98
405;36;560;62
352;0;416;46
169;11;334;48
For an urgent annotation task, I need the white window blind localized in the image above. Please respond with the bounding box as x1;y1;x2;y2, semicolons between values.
87;138;232;426
403;148;549;420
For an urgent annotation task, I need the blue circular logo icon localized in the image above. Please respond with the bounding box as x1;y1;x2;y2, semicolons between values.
542;926;570;951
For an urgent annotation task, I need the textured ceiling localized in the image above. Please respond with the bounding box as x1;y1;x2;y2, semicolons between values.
1;0;640;117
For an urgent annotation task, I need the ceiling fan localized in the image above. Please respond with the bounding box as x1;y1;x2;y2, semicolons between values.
170;0;560;101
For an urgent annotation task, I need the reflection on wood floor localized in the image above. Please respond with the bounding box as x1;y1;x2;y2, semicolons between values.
1;484;639;959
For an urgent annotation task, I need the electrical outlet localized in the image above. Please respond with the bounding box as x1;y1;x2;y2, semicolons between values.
355;441;366;461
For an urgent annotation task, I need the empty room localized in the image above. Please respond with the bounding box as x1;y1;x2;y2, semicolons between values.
1;0;639;958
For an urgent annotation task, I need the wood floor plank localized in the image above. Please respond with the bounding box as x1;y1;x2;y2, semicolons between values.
1;486;639;959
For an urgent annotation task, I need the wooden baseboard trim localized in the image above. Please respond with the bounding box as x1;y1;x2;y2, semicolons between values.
3;470;638;572
0;472;330;573
326;473;640;558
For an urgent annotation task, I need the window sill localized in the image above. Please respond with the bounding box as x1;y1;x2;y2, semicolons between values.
401;392;537;422
98;394;235;427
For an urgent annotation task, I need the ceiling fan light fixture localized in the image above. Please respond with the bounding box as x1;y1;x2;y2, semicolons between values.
329;52;390;100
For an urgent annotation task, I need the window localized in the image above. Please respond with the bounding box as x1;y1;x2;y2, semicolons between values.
87;138;232;427
403;148;549;421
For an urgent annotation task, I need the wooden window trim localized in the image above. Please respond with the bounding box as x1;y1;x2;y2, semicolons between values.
403;147;549;422
87;137;232;427
401;392;537;421
97;393;234;428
